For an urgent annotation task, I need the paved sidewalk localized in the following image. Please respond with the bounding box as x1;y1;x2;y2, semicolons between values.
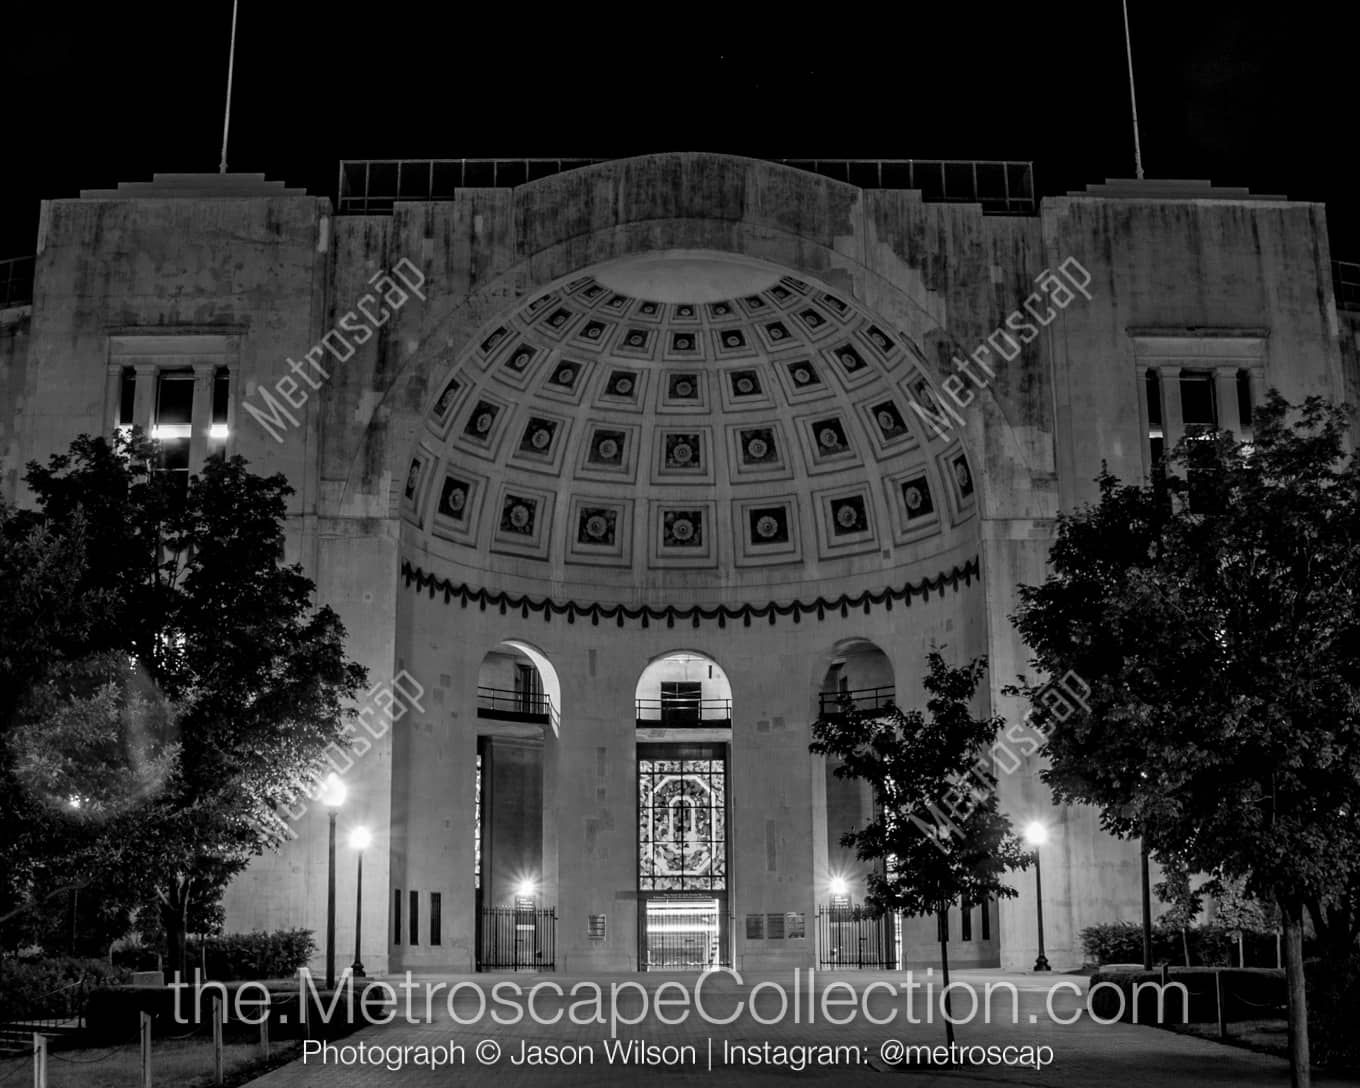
247;969;1359;1086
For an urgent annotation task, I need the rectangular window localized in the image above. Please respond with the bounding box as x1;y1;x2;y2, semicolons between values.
980;898;991;941
211;366;231;439
409;891;419;946
638;743;727;892
960;899;973;942
659;682;702;726
1144;370;1165;473
1179;370;1216;433
119;368;136;427
154;370;194;497
1237;369;1253;429
513;663;543;715
393;888;403;945
430;892;442;945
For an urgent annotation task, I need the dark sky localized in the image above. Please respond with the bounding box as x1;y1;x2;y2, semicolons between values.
3;3;1355;260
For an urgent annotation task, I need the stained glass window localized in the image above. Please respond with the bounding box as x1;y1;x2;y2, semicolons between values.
638;756;727;891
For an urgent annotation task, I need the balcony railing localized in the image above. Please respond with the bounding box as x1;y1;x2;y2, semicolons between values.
0;255;35;309
476;685;552;725
335;158;1036;216
818;686;896;718
635;697;732;729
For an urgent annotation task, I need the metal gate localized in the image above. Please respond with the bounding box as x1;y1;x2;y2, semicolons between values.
816;906;897;969
477;907;556;970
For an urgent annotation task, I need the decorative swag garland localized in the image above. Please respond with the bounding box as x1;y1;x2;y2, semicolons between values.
399;556;980;629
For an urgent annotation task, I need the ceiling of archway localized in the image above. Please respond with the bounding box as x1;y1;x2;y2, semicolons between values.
401;263;977;605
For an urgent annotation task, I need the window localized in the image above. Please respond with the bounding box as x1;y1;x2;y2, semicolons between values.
409;890;419;946
659;682;702;726
154;370;194;496
513;664;543;716
393;888;403;945
430;893;442;945
960;899;972;942
119;368;136;428
1237;369;1253;430
1144;369;1165;473
1179;370;1216;435
980;898;991;941
211;366;231;439
638;746;727;892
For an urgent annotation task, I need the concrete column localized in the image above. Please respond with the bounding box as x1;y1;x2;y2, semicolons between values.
1215;366;1242;436
190;363;215;469
104;366;123;434
132;363;158;436
1160;365;1185;450
1134;364;1151;479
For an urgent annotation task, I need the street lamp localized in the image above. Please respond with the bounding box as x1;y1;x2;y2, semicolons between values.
320;774;346;989
1024;821;1051;972
349;826;372;978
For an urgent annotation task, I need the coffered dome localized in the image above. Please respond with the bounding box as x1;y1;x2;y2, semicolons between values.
400;256;978;607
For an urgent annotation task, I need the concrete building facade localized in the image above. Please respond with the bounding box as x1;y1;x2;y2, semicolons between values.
1;154;1351;975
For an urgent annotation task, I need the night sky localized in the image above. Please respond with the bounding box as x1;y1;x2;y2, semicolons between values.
2;3;1355;261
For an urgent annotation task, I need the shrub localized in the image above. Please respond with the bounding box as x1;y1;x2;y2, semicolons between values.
1089;967;1284;1024
1080;922;1283;967
186;929;317;982
0;956;132;1020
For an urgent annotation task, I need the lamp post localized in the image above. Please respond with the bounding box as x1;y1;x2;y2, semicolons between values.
349;827;372;978
320;774;347;990
1024;821;1051;972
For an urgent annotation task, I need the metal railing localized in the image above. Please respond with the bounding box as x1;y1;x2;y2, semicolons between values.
0;255;34;308
336;157;1036;215
635;696;733;728
817;905;897;969
1334;260;1360;312
475;685;552;724
477;907;556;971
818;686;896;717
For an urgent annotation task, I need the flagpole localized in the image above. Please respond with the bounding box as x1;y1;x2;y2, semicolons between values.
1122;0;1145;180
219;0;239;174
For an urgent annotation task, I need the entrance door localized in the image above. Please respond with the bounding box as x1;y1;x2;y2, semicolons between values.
637;743;730;969
641;896;725;969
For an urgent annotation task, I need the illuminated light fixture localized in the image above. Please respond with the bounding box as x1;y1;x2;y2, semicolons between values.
516;879;536;898
828;876;849;897
151;424;192;440
1024;821;1049;847
320;774;346;809
209;423;229;439
67;795;82;810
348;826;373;850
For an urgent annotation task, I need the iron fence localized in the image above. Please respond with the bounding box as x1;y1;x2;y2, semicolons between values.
635;696;732;728
477;907;556;971
817;686;896;717
816;905;897;969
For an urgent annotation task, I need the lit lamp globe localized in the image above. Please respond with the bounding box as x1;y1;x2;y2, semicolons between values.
320;774;346;809
1024;821;1049;847
349;826;373;851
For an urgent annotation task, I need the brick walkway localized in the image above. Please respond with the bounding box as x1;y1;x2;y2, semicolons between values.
247;969;1359;1087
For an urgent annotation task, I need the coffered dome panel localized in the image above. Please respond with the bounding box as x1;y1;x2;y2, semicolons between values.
401;257;978;607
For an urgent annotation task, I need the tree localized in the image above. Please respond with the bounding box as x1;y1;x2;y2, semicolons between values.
1;431;367;978
1010;393;1360;1088
1152;855;1202;967
810;650;1032;1048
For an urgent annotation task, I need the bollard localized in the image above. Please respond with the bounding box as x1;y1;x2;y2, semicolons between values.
32;1033;47;1088
1216;969;1228;1039
212;993;224;1085
141;1010;152;1088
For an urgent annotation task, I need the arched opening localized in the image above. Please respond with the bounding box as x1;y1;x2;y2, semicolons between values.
634;650;732;969
634;650;732;729
472;641;559;969
815;639;899;969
